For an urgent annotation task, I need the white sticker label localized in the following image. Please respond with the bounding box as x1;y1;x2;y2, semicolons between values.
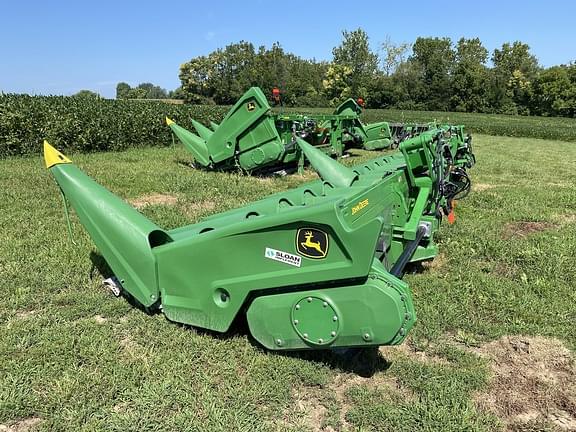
265;247;302;267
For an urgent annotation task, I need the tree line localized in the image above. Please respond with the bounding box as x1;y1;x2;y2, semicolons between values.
117;29;576;117
115;82;183;100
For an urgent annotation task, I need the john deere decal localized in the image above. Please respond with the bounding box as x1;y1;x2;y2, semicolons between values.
352;198;369;215
296;228;328;259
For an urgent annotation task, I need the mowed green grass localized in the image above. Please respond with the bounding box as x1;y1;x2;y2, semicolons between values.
0;135;575;431
284;106;576;142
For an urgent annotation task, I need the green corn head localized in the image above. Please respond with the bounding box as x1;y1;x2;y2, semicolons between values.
44;124;474;351
167;87;453;173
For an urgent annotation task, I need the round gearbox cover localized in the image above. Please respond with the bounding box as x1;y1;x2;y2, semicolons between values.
250;148;266;165
291;296;340;346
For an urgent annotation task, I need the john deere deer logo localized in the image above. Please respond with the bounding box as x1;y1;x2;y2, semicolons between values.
246;101;256;111
296;228;328;259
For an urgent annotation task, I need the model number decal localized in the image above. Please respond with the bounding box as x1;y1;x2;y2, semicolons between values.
265;247;302;267
352;199;369;215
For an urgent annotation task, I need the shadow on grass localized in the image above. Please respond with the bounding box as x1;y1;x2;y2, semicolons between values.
280;347;393;378
89;251;161;315
174;158;197;170
89;251;114;280
190;312;392;377
174;156;303;177
173;149;367;178
404;261;427;274
89;250;393;377
187;310;392;376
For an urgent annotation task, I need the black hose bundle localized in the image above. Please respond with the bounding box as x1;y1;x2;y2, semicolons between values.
446;167;471;201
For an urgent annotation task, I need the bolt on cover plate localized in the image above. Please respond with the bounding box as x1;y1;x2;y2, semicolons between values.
291;296;340;345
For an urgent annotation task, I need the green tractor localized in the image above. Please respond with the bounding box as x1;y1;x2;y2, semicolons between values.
44;122;474;351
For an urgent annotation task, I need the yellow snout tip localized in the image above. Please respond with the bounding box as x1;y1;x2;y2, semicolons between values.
165;117;175;126
43;140;72;169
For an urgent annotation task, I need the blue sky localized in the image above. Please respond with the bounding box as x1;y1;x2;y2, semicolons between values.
1;0;575;98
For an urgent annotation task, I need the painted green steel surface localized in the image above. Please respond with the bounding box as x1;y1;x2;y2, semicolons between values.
50;163;170;307
168;87;433;173
169;87;295;172
247;259;415;350
45;125;474;351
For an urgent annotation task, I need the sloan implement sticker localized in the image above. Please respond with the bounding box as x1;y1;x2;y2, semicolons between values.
296;228;329;259
265;247;302;267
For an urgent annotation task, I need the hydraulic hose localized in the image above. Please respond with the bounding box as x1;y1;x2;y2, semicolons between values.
390;225;427;278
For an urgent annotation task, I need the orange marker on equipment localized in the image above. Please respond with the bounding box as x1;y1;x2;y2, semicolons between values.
447;201;457;224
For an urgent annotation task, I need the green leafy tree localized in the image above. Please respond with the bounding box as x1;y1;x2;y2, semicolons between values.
115;82;168;100
127;87;147;99
451;38;489;112
174;33;576;117
252;43;289;95
137;83;168;99
380;36;410;76
406;37;455;110
168;87;186;100
327;28;378;103
179;42;328;106
285;58;329;107
391;60;428;110
490;41;539;114
531;64;576;117
179;54;218;103
179;41;257;104
116;82;131;99
211;41;257;104
252;43;328;106
322;63;354;105
73;90;100;98
365;73;399;108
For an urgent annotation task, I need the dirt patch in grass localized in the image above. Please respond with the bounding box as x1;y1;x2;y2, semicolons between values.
477;260;524;281
493;262;520;279
129;193;178;209
331;371;414;430
546;182;572;188
283;371;410;432
14;310;37;320
473;335;576;431
502;221;557;239
282;344;423;431
295;169;321;182
381;339;450;366
554;214;576;225
0;417;42;432
112;401;130;414
255;176;275;185
474;183;496;192
119;335;136;352
93;315;107;324
421;252;447;271
182;200;216;217
326;375;355;430
288;387;328;432
118;334;148;363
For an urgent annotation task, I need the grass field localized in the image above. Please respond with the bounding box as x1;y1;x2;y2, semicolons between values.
288;107;576;142
1;135;575;431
